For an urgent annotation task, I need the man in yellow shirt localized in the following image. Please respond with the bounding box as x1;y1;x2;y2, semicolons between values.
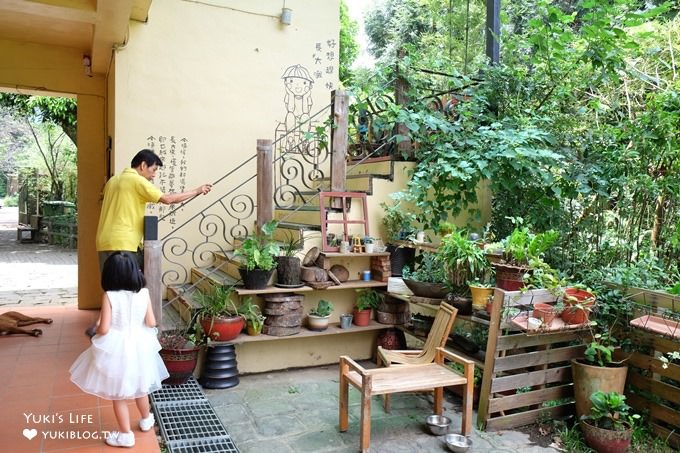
96;149;212;270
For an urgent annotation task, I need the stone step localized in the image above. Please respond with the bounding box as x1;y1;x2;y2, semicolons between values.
347;157;394;179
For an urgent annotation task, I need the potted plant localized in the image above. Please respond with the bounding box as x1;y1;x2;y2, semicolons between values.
438;228;489;290
159;322;204;385
469;279;495;312
381;201;416;276
561;286;596;325
580;391;639;453
354;289;383;326
572;321;629;420
194;284;245;342
240;298;265;336
402;252;449;299
276;231;303;287
308;299;334;331
494;224;559;291
363;236;375;253
234;220;280;289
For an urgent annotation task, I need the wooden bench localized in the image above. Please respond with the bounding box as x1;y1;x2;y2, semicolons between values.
17;224;39;243
339;347;473;452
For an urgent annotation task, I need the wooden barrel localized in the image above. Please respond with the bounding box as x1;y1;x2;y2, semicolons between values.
262;293;304;336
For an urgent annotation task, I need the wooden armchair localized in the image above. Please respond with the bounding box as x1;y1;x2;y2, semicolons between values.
339;302;474;452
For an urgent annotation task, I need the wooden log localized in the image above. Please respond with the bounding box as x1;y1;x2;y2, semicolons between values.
329;264;349;282
261;293;304;302
264;312;304;327
263;325;301;336
263;301;303;315
301;265;328;282
256;139;273;231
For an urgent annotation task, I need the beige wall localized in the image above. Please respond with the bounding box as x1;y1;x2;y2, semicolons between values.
0;39;108;309
112;0;340;283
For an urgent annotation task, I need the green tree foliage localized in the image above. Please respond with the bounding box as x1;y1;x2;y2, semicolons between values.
339;0;360;83
0;93;76;145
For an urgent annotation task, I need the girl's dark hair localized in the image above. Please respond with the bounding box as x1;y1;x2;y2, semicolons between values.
101;252;146;292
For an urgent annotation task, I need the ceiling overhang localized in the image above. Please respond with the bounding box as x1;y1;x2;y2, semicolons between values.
0;0;152;75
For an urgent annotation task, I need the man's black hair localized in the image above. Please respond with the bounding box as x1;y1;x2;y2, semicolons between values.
131;149;163;168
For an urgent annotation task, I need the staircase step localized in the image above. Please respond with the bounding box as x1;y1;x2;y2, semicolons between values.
191;264;242;292
274;208;322;226
166;284;201;324
347;157;394;179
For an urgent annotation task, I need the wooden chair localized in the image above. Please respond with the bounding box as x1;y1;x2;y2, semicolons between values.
339;302;474;452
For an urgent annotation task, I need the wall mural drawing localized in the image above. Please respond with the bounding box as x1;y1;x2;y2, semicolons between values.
274;38;337;209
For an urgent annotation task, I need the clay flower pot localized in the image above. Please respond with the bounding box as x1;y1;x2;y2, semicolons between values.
532;303;561;326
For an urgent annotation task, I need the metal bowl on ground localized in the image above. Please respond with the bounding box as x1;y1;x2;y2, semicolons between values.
445;434;472;452
425;414;451;435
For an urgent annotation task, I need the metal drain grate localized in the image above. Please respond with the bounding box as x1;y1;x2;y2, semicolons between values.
166;437;240;453
156;401;229;441
151;378;207;403
151;377;240;453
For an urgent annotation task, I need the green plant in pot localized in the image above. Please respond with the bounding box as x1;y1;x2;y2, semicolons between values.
381;201;416;276
235;220;280;289
308;299;334;331
402;252;449;299
438;228;489;291
276;231;303;287
572;321;629;421
194;283;245;341
354;289;383;326
240;297;265;336
580;391;639;453
495;222;559;291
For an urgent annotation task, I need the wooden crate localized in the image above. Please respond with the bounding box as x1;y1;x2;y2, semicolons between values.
477;288;589;431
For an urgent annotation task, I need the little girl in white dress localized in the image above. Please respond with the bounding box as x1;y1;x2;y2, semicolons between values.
70;252;169;448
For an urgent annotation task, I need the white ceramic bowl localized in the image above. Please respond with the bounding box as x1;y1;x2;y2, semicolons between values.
445;433;472;452
426;414;451;435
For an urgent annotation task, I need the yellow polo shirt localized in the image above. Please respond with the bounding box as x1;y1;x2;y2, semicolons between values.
96;168;163;252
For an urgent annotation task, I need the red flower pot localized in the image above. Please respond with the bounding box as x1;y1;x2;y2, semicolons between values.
201;316;245;341
560;288;595;325
533;303;560;326
160;345;200;385
352;308;372;327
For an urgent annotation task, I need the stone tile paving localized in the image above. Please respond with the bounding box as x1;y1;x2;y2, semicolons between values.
204;364;560;453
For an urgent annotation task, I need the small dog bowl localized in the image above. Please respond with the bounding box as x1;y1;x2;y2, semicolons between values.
445;433;472;452
426;414;451;435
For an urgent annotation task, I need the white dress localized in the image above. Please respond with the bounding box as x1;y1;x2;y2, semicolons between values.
69;288;169;400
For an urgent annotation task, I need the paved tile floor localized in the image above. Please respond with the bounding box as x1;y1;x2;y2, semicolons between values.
0;206;559;452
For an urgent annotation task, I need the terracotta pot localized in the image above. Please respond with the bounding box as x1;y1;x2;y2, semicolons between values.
201;315;245;342
352;308;372;326
580;419;632;453
160;345;200;385
561;287;596;325
532;303;560;326
571;359;628;420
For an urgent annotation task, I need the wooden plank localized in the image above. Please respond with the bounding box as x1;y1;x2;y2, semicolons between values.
493;345;583;373
222;319;390;345
234;279;387;295
489;384;573;413
485;403;574;431
496;331;585;350
628;393;680;429
491;365;572;393
630;330;680;354
330;90;348;194
650;423;680;449
628;371;680;407
477;287;506;428
618;285;680;312
256;139;273;231
627;351;680;382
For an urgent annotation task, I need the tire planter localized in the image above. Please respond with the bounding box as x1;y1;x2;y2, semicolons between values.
571;359;628;420
276;256;301;286
387;244;415;277
580;420;632;453
239;267;275;289
353;308;372;327
201;315;245;342
160;345;200;385
200;343;239;389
